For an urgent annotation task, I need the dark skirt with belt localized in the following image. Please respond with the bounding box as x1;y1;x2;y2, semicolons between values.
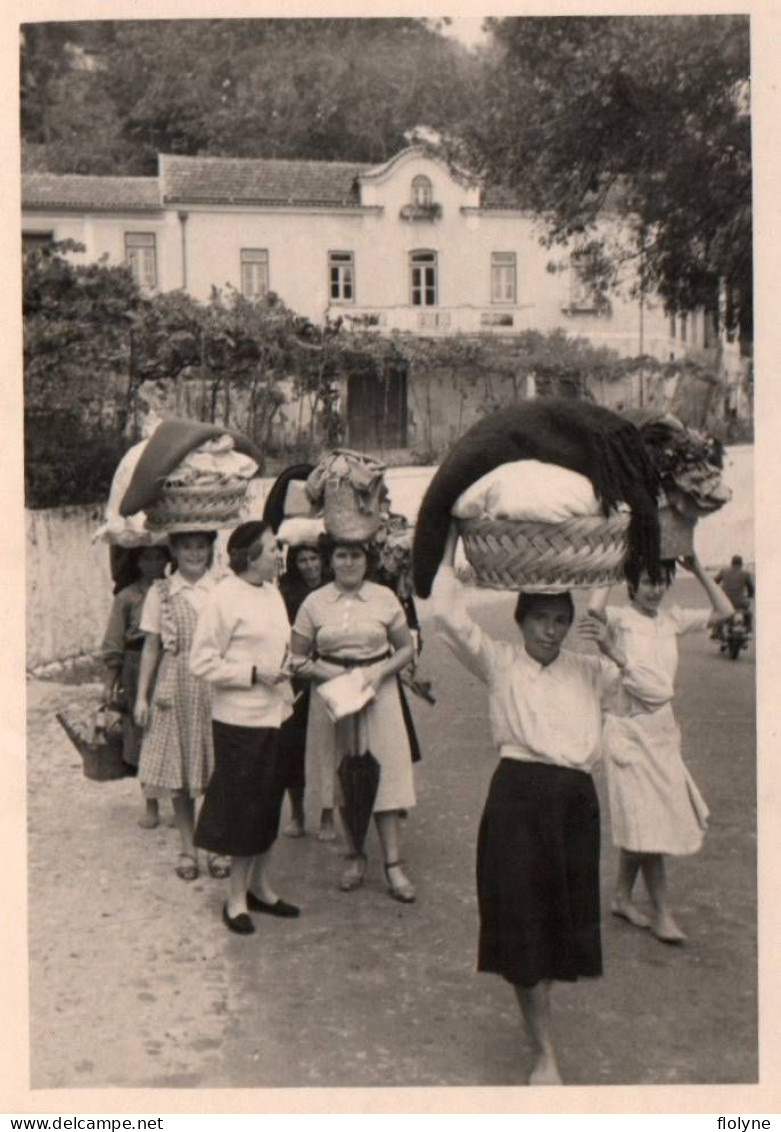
476;758;602;988
194;721;284;857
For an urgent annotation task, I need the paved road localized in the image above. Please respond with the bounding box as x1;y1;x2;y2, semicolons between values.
27;580;756;1089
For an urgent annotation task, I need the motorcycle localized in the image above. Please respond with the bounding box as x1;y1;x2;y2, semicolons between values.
715;610;751;660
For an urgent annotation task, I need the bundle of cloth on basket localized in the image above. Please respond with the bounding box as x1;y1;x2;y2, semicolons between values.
412;398;662;597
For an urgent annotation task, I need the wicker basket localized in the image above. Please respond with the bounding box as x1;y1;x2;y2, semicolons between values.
458;512;631;592
324;479;384;542
145;480;249;532
658;502;696;559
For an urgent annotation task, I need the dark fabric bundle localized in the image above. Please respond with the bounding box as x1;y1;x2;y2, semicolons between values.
261;463;315;533
412;400;661;597
119;419;261;516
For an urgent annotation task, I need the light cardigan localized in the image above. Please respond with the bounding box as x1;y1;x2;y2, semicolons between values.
189;574;293;728
433;567;650;772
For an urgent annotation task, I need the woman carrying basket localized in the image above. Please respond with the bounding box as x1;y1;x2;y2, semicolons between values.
433;525;648;1085
134;530;225;881
290;535;417;901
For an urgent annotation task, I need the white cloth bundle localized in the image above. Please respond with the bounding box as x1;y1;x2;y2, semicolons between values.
277;517;325;547
451;459;604;523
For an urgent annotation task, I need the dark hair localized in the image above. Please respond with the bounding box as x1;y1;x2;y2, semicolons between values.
111;544;171;593
283;542;327;586
731;554;743;567
168;530;217;572
514;590;575;627
227;520;270;576
626;558;676;598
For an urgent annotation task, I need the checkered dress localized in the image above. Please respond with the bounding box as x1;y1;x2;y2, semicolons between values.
138;579;214;796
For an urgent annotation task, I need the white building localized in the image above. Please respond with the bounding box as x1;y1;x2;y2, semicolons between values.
22;146;715;358
23;146;742;453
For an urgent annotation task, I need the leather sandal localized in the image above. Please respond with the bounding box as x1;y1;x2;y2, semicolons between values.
339;853;366;892
175;852;199;882
207;853;231;879
384;860;416;904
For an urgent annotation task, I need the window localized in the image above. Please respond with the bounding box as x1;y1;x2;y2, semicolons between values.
329;251;355;303
22;231;54;253
680;312;688;343
125;232;157;292
668;313;677;339
410;250;437;307
241;248;269;300
569;250;599;310
491;252;516;304
411;175;433;208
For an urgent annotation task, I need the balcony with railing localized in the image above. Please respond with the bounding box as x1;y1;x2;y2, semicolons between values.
329;305;537;336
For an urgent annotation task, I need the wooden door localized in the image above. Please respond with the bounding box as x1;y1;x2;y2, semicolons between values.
347;361;408;450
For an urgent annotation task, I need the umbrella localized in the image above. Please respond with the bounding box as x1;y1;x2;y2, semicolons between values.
336;716;381;856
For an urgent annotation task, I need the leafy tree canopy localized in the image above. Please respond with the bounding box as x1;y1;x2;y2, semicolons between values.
461;16;751;343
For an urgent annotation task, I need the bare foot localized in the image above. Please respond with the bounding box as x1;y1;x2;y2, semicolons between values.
652;912;687;944
138;809;159;830
317;824;337;843
611;899;651;930
528;1054;562;1086
284;819;305;839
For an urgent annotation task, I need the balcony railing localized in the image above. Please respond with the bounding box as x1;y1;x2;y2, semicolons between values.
332;305;533;336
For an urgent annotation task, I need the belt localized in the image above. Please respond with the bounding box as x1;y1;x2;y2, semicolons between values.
318;651;390;668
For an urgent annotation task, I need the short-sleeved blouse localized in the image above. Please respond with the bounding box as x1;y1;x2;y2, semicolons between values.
140;570;218;635
293;581;407;660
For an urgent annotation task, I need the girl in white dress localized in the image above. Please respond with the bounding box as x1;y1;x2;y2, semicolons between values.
588;554;732;943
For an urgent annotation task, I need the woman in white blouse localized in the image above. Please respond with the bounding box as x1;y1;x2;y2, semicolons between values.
588;554;733;944
433;525;635;1086
190;521;300;935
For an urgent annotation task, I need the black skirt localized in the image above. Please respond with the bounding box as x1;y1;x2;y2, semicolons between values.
476;759;602;988
194;721;284;857
276;680;310;792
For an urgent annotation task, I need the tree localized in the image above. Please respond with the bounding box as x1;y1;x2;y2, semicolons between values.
463;16;752;348
20;19;478;173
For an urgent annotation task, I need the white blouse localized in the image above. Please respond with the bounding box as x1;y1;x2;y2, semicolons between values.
189;574;293;728
433;567;620;772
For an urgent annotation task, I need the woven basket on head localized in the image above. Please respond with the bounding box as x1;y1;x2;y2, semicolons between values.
145;481;249;532
324;479;383;542
458;512;631;592
658;502;696;559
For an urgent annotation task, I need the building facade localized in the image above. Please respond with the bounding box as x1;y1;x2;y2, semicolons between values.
23;146;744;455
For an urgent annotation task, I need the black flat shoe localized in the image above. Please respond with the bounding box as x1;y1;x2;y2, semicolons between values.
222;904;255;934
246;892;301;918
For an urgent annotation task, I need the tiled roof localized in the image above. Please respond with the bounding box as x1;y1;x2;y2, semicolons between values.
160;154;369;207
21;157;538;214
482;184;527;209
22;174;161;212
